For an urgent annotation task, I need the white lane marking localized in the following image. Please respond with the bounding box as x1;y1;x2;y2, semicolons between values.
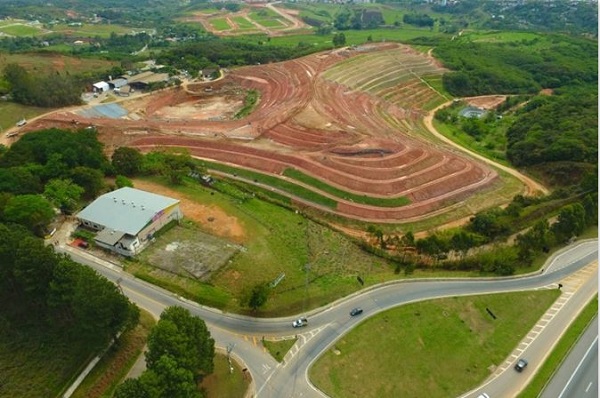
558;335;598;398
585;381;592;392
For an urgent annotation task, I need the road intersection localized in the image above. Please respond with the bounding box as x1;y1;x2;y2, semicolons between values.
59;239;598;397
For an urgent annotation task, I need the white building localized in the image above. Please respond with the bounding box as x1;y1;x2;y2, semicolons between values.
76;187;182;256
92;81;110;92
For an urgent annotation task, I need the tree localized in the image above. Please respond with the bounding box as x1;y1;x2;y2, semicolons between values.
551;203;586;242
115;175;134;188
146;306;215;376
450;230;476;258
114;378;151;398
248;282;270;311
581;194;598;226
366;225;385;248
70;166;105;199
161;151;194;185
469;208;510;239
332;32;346;47
13;236;58;309
3;194;54;235
43;178;84;214
112;147;144;177
140;355;201;398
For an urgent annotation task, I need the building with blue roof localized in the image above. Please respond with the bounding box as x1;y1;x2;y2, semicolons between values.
76;187;182;256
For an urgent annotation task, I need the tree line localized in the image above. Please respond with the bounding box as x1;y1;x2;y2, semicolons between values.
365;192;597;276
0;222;139;347
3;63;82;107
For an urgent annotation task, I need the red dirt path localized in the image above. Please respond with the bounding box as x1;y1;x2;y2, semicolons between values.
23;43;499;223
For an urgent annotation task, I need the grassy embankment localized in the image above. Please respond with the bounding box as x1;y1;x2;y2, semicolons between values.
310;290;561;398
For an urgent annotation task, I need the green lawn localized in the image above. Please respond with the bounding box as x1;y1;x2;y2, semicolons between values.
311;290;561;398
0;23;42;36
263;338;298;362
201;353;251;398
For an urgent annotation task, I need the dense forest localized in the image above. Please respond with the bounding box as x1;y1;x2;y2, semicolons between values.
3;63;83;107
155;38;313;71
431;34;597;96
506;87;597;168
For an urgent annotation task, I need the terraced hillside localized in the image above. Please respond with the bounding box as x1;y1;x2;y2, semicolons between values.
23;43;509;224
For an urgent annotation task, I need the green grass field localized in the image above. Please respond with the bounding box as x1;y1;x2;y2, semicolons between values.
311;290;561;398
232;16;255;30
0;52;116;74
211;18;232;31
0;23;43;36
127;176;401;316
248;11;286;29
51;23;146;38
0;102;50;132
267;27;444;49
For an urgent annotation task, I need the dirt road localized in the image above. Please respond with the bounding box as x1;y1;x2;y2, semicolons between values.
423;99;549;196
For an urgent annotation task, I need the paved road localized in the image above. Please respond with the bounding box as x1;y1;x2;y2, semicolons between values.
541;316;598;398
59;239;597;397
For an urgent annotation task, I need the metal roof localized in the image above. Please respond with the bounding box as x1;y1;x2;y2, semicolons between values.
76;187;179;236
95;228;126;246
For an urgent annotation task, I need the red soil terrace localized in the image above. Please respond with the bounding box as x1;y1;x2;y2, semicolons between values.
25;43;497;223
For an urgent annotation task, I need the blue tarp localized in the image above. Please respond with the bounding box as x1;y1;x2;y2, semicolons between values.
78;103;128;119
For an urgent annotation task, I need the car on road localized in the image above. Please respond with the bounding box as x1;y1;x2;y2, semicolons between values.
349;307;363;316
514;358;528;372
292;317;308;328
477;393;490;398
16;119;27;127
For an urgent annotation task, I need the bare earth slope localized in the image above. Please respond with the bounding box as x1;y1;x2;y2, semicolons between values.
23;43;501;223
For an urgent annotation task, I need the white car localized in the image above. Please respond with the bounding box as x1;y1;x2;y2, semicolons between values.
292;317;308;328
16;119;27;127
477;394;490;398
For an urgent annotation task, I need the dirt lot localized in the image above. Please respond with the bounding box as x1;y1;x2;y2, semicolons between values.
133;179;247;243
140;226;241;281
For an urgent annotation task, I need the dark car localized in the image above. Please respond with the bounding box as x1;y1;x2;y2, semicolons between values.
350;307;363;316
514;358;528;372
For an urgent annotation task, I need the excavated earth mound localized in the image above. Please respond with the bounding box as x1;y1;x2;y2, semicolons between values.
23;43;497;222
